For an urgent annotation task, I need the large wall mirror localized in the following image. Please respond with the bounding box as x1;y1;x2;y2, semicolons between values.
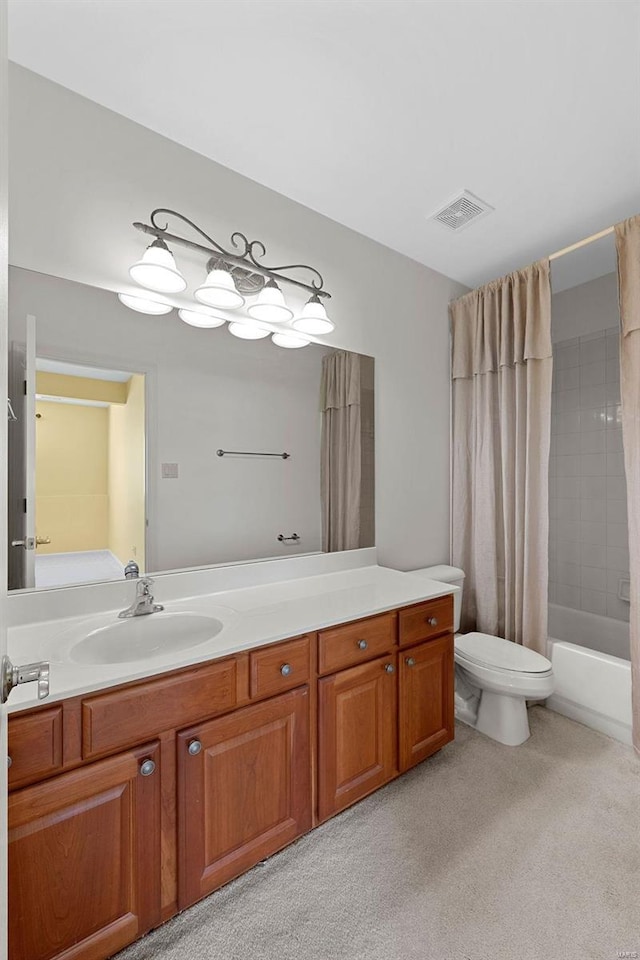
7;64;375;593
7;268;374;592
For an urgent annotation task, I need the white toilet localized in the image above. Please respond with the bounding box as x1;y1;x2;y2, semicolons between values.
410;565;554;746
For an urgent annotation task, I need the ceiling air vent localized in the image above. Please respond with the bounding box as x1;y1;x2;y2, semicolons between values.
430;190;493;232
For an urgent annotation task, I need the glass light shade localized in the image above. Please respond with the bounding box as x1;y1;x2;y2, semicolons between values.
118;293;173;315
178;308;227;329
228;321;270;340
292;295;335;335
247;279;293;323
129;239;187;293
271;332;310;349
195;263;245;310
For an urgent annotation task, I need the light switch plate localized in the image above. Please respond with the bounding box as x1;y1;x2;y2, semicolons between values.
161;462;179;479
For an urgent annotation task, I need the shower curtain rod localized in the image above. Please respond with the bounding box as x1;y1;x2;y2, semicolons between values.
549;225;614;262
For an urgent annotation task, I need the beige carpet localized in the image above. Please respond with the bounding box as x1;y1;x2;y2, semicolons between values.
117;708;640;960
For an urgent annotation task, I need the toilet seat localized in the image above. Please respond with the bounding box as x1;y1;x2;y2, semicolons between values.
454;632;552;676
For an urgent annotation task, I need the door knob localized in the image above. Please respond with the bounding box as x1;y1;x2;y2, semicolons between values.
188;739;202;756
139;759;156;777
384;663;395;674
11;538;35;550
405;657;416;667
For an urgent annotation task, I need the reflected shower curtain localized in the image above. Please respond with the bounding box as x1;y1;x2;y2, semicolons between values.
451;261;553;655
321;351;361;552
614;215;640;755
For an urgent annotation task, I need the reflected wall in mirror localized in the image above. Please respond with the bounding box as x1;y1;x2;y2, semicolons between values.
7;267;374;591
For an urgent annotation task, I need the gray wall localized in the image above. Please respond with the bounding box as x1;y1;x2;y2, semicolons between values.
551;270;619;343
8;64;466;571
549;272;629;623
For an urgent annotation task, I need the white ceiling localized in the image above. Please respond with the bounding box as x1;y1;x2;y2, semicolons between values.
8;0;640;292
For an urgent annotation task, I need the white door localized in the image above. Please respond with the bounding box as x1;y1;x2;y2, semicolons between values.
7;313;36;590
23;314;36;587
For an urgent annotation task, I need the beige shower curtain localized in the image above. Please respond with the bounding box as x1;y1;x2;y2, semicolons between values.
321;350;361;552
614;215;640;755
451;261;553;655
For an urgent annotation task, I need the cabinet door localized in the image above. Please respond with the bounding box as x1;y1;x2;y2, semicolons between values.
9;742;161;960
318;654;397;822
399;634;454;772
178;686;311;909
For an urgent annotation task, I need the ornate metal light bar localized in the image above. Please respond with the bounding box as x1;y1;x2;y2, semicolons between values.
133;208;331;301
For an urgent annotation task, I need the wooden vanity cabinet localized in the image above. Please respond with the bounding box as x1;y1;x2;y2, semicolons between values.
177;685;311;908
318;654;398;821
8;741;162;960
6;594;455;960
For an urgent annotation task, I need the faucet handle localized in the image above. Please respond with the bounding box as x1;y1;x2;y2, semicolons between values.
137;577;154;595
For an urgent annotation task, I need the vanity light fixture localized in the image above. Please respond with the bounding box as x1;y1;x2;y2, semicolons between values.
128;209;335;335
247;279;294;324
118;293;174;315
292;294;335;335
228;321;270;340
129;237;187;293
178;307;227;328
195;259;245;310
271;332;310;349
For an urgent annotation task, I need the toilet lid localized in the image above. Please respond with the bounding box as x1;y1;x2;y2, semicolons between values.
455;632;551;674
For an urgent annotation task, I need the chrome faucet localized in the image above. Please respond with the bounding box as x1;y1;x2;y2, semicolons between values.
118;578;164;619
124;559;140;579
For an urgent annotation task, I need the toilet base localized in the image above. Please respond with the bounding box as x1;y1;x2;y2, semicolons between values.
475;691;531;746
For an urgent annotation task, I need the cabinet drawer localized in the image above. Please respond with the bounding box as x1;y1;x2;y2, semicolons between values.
8;706;63;789
250;636;311;700
82;656;245;760
399;596;453;648
318;612;396;676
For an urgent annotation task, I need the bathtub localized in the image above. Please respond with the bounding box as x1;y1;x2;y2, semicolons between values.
546;603;632;745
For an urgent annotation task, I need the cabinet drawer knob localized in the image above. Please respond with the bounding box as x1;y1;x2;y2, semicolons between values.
384;663;395;674
188;739;202;756
356;639;368;650
7;756;11;768
405;657;416;667
139;758;156;777
426;617;438;626
280;663;292;677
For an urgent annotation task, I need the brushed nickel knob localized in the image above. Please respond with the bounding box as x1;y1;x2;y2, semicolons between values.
357;639;368;650
7;756;11;768
139;759;156;777
280;663;292;677
188;740;202;756
405;657;416;667
427;617;438;626
384;663;395;674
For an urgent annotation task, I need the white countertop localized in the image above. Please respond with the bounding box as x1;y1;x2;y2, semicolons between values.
7;565;456;712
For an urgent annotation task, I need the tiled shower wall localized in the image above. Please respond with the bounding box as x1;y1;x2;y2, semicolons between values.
549;327;630;622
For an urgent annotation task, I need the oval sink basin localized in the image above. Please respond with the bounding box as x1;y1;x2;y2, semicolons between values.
69;612;224;665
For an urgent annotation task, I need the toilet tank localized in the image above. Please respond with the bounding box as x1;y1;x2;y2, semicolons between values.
409;565;465;633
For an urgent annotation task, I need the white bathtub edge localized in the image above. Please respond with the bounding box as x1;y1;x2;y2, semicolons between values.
547;638;632;747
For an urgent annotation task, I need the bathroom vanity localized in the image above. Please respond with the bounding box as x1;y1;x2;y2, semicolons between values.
6;567;455;960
